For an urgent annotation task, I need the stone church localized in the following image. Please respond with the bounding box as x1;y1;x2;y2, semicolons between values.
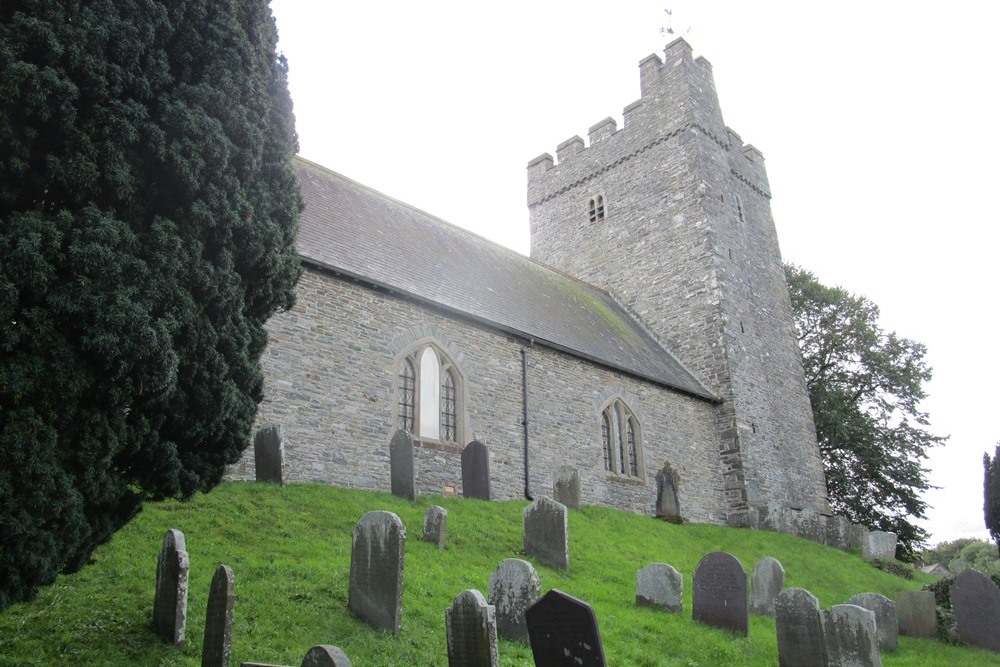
229;39;830;527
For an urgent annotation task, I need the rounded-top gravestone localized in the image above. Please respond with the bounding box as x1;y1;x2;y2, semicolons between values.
692;551;748;636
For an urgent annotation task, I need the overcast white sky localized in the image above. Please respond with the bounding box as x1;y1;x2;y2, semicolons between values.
269;0;1000;546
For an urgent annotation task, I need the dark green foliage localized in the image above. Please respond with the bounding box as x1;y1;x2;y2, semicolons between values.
984;443;1000;554
870;558;914;580
0;0;301;611
785;265;946;561
923;572;1000;644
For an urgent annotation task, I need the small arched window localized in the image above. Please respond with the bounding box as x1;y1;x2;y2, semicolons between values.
398;358;416;432
587;194;606;224
600;399;643;478
601;412;613;471
397;344;462;443
441;370;457;442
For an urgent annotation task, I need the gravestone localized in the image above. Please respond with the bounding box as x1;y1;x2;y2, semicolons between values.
654;463;682;523
523;496;569;570
825;515;851;551
348;511;406;635
422;505;448;549
525;589;606;666
202;564;235;667
301;645;353;667
635;563;682;613
791;510;825;544
849;523;869;551
153;528;189;645
389;430;416;501
254;423;284;484
552;466;580;510
461;440;491;500
821;604;882;667
445;589;499;667
848;593;898;652
692;552;749;635
750;556;785;617
952;568;1000;652
488;558;541;643
775;588;824;667
894;590;936;638
861;531;897;561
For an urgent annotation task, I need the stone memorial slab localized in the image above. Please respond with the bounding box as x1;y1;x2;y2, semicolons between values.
825;515;851;551
301;645;353;667
254;423;284;484
422;505;448;549
952;568;1000;652
552;466;580;510
525;589;606;666
202;564;235;667
791;510;825;544
848;593;898;652
635;563;682;613
775;588;824;667
750;556;785;617
389;430;416;501
523;496;569;570
153;528;189;645
654;463;682;523
894;590;936;638
821;604;881;667
348;511;406;635
692;551;749;635
461;440;491;500
489;558;541;643
445;589;499;667
849;523;869;551
861;531;897;561
764;503;794;535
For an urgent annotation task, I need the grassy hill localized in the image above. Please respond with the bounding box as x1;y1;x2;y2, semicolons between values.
1;483;998;666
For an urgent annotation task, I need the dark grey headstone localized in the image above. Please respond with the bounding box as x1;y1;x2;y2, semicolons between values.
202;564;235;667
635;563;682;613
254;423;284;484
153;528;189;645
445;589;499;667
301;645;353;667
775;588;824;667
488;558;541;643
848;593;898;652
348;511;406;635
461;440;491;500
750;556;785;617
862;531;897;561
523;496;569;571
894;590;937;638
552;466;580;510
422;505;448;549
525;589;606;666
389;430;416;501
822;604;882;667
692;551;749;635
825;515;851;551
952;568;1000;652
654;464;682;523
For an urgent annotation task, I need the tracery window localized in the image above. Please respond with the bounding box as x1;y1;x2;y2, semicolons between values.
396;344;462;443
398;358;416;432
587;194;606;224
601;412;613;471
601;399;643;478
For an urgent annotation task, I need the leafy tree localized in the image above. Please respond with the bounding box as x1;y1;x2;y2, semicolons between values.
0;0;301;610
985;443;1000;554
785;264;946;560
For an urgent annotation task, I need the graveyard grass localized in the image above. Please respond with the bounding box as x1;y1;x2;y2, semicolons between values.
2;484;999;666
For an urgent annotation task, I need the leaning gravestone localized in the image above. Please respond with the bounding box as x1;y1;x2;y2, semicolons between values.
636;563;683;613
389;430;416;501
692;552;749;635
202;564;235;667
894;590;937;638
848;593;898;652
461;440;491;500
525;589;606;666
861;531;897;561
952;568;1000;652
822;604;882;667
254;423;284;484
489;558;541;643
552;466;581;510
153;528;189;645
348;511;406;635
775;588;824;667
523;496;569;570
422;505;448;549
301;645;353;667
750;556;785;617
445;589;499;667
654;463;682;523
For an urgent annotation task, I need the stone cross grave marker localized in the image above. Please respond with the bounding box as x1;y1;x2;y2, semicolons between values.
654;464;681;523
525;589;606;666
635;563;682;613
202;564;235;667
254;423;284;484
847;593;898;652
153;528;189;645
488;558;541;643
523;496;569;570
301;645;353;667
389;430;416;501
775;588;824;667
952;568;1000;652
692;551;749;636
861;531;897;561
461;440;491;500
750;556;785;617
422;505;448;549
822;604;882;667
552;465;580;510
894;590;936;638
445;589;499;667
348;511;406;635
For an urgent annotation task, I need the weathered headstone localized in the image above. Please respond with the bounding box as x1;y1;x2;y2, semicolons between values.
348;511;406;635
635;563;683;613
952;568;1000;652
254;423;284;484
552;466;580;510
825;515;851;551
389;430;416;501
849;523;869;551
202;564;235;667
488;558;541;643
894;590;936;638
523;496;569;570
461;440;491;500
654;463;682;523
821;604;882;667
692;551;749;635
764;503;794;535
861;531;897;561
775;588;824;667
153;528;189;645
791;509;825;544
848;593;898;652
445;589;499;667
422;505;448;549
750;556;785;617
525;589;606;666
301;645;353;667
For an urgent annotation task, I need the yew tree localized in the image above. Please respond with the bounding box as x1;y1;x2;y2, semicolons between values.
985;443;1000;554
0;0;301;610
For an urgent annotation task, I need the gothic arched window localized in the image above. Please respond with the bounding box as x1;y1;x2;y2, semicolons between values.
397;344;462;443
587;194;606;224
600;399;643;478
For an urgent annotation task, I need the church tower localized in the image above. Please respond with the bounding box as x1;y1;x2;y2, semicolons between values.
527;39;829;523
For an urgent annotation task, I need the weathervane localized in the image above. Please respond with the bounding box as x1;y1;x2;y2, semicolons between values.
660;8;691;40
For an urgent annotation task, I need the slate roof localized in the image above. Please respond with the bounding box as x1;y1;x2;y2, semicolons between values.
293;157;716;401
